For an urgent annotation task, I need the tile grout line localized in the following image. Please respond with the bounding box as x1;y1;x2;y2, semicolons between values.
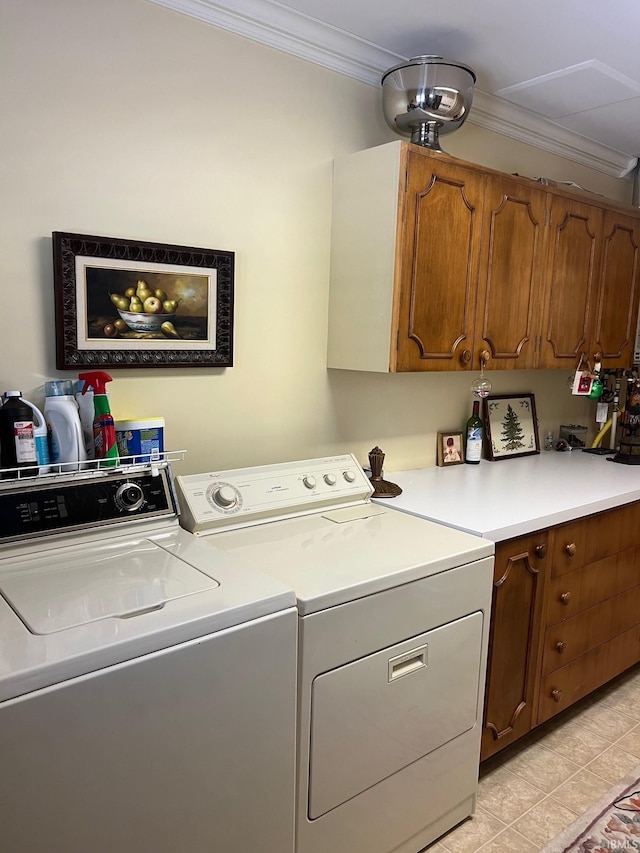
472;704;640;849
433;674;640;852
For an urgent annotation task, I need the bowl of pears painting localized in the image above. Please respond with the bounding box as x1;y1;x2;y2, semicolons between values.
53;232;234;369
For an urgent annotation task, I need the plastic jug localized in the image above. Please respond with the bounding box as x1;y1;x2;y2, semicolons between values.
0;393;38;476
2;393;50;474
44;380;87;470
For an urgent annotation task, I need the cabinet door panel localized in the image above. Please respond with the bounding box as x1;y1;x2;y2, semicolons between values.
475;181;546;370
396;153;484;371
481;533;547;760
538;199;602;368
592;211;640;367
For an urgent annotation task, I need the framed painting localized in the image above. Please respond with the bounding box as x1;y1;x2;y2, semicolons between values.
53;232;234;369
437;431;465;466
484;393;540;460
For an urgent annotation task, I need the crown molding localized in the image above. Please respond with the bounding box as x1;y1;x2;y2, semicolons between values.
470;91;634;177
148;0;635;177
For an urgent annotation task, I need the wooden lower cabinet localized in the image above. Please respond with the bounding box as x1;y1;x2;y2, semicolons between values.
481;532;548;760
481;501;640;761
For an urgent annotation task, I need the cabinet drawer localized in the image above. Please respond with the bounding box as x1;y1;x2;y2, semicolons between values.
538;623;640;723
550;502;640;577
542;583;640;676
546;546;640;623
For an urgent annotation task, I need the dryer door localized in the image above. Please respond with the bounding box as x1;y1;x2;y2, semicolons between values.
308;611;483;818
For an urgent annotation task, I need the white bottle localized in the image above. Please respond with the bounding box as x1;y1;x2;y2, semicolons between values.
3;393;51;474
44;380;87;471
74;379;96;459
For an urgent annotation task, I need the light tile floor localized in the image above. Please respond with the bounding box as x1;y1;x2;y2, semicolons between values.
427;663;640;852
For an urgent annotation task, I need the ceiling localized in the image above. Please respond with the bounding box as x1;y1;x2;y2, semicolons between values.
148;0;640;177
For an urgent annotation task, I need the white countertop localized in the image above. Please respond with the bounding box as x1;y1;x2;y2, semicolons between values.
375;451;640;542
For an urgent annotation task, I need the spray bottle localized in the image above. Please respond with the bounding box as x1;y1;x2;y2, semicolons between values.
78;371;119;466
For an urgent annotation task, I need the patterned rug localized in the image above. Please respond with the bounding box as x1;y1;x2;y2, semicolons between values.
540;763;640;852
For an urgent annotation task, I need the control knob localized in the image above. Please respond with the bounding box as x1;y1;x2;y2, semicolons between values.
324;474;337;486
211;485;238;509
115;482;145;512
303;475;317;490
343;470;357;483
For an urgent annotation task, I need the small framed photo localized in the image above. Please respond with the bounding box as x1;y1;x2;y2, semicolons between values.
437;431;465;466
484;393;540;461
53;231;234;369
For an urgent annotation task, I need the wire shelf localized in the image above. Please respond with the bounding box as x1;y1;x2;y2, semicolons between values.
0;450;186;488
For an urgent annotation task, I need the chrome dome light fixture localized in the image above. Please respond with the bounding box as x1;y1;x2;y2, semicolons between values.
381;55;476;152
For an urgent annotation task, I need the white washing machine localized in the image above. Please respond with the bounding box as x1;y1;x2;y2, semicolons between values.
176;454;495;853
0;463;297;853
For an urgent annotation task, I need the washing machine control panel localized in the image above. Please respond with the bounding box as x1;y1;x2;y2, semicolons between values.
0;468;176;545
176;454;374;534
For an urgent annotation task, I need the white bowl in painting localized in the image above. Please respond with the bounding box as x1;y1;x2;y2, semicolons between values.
118;310;177;333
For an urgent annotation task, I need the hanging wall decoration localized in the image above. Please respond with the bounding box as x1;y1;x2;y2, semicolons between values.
484;393;540;461
53;232;234;369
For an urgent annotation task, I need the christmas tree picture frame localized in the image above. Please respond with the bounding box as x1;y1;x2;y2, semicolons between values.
484;393;540;461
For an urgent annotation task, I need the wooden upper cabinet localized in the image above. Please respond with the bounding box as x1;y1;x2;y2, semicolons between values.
592;210;640;368
475;179;547;371
537;198;602;369
396;151;484;371
327;141;640;373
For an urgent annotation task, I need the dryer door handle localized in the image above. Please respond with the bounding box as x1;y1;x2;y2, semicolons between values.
388;644;428;682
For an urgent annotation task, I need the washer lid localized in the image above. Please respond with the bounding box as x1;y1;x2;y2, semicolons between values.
0;538;219;634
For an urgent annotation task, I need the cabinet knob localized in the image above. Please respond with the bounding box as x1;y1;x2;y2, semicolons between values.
480;349;491;365
551;688;563;703
535;543;547;559
460;349;472;364
555;641;566;654
560;591;572;606
565;542;577;557
593;351;602;363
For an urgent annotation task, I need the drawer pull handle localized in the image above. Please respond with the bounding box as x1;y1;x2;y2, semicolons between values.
560;591;572;606
387;644;428;683
551;688;563;703
555;641;566;654
565;542;577;557
535;543;547;558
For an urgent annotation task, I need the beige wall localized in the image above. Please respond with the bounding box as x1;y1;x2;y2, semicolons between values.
1;0;630;474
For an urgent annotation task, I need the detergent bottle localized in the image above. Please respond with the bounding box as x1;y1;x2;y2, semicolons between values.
78;371;119;466
44;380;87;470
74;379;95;459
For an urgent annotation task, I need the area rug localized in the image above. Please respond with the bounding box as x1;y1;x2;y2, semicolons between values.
540;763;640;852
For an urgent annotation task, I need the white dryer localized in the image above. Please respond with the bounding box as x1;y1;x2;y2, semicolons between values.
176;454;495;853
0;464;297;853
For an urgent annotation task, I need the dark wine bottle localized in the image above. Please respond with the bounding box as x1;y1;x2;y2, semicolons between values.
465;400;483;464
